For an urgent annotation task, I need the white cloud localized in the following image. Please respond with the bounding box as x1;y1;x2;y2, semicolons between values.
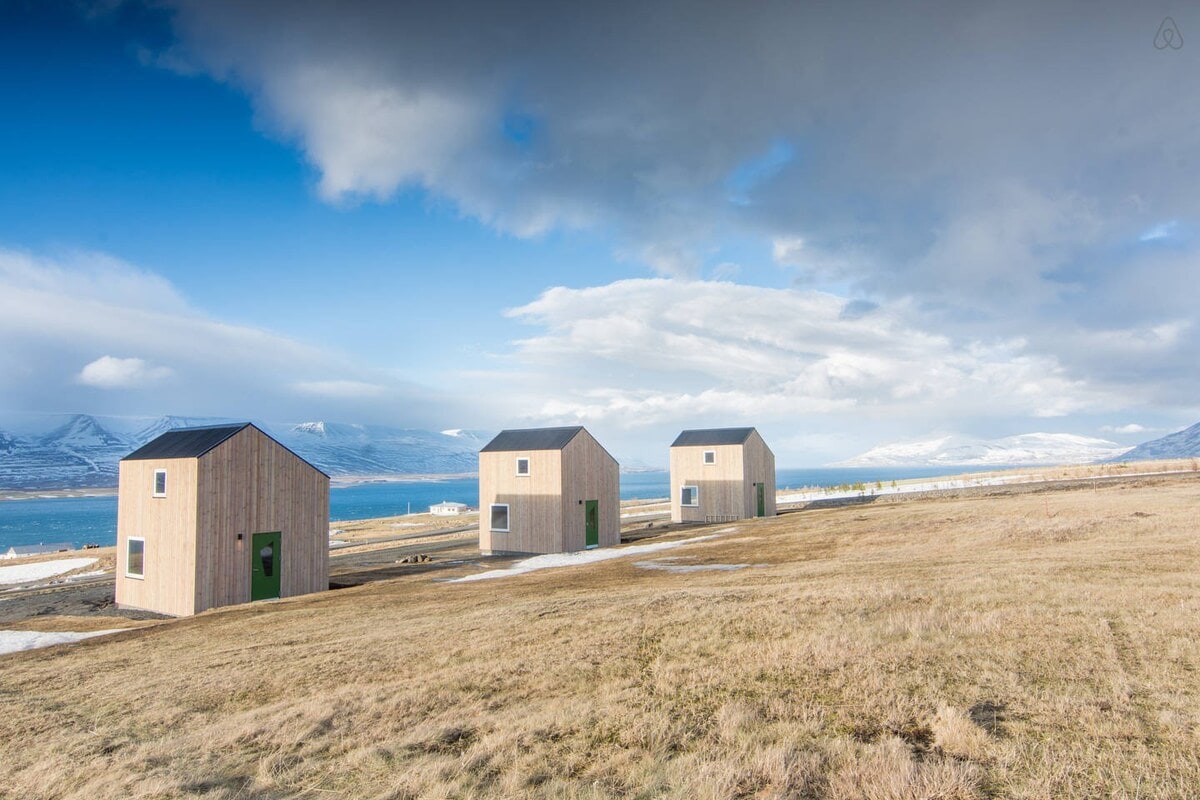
1101;423;1149;434
77;356;173;389
503;279;1119;430
0;247;452;425
292;380;386;398
1139;221;1178;242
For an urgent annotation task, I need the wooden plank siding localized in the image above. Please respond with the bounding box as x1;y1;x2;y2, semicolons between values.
479;449;564;555
670;434;776;522
115;458;200;617
741;430;777;518
194;426;329;613
116;426;328;617
558;429;620;551
670;443;745;523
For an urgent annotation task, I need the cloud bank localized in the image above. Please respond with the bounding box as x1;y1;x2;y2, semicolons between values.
0;247;455;426
151;1;1200;426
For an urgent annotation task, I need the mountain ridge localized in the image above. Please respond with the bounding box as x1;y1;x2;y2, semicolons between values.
834;431;1133;468
1105;421;1200;461
0;414;492;490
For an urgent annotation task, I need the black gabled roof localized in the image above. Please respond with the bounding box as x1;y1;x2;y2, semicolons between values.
123;423;249;461
480;426;585;453
121;423;328;477
671;427;757;447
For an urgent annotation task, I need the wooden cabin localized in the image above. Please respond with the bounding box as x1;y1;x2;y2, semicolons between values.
478;426;619;555
115;423;329;617
669;428;776;523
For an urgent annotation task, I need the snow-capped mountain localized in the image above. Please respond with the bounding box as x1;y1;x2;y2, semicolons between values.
0;414;134;489
0;414;491;490
1106;421;1200;461
277;422;489;476
835;432;1132;468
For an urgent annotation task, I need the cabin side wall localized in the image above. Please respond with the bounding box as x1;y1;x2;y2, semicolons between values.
559;431;620;551
669;444;746;522
741;432;777;517
479;449;564;554
194;427;329;613
116;458;200;617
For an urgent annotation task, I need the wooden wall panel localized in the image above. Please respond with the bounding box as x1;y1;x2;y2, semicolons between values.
195;427;329;613
669;443;746;522
742;431;777;517
559;430;620;551
115;458;199;617
479;449;563;555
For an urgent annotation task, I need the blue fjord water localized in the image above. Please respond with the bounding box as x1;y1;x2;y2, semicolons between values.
0;466;986;551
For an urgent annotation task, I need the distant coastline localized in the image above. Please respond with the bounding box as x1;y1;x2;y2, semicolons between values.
329;472;479;488
1;488;118;502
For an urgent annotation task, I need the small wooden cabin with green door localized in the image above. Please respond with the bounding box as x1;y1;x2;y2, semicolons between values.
669;427;776;523
478;426;619;555
115;423;329;617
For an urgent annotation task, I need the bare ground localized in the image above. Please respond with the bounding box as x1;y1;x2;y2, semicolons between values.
1;472;1198;798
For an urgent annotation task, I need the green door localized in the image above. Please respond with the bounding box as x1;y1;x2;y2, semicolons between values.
756;483;766;517
585;500;599;548
250;531;282;601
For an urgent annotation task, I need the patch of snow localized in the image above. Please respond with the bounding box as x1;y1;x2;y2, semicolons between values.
59;569;107;583
328;540;350;549
0;558;98;585
11;569;110;591
449;534;723;583
0;628;125;656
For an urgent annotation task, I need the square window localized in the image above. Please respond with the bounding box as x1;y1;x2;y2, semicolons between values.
680;485;699;507
153;469;167;497
126;537;145;578
490;504;510;532
703;450;716;465
515;457;530;476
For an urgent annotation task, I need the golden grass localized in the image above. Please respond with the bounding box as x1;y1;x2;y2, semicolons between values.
2;474;1199;798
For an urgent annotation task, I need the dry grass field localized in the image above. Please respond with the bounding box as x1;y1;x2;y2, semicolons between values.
2;473;1199;799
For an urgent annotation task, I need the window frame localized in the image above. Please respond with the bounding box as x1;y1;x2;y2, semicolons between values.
152;469;167;498
125;536;146;579
680;485;699;507
702;450;716;465
490;503;510;532
515;457;530;477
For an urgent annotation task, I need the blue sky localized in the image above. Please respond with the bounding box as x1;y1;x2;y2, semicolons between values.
1;1;1198;466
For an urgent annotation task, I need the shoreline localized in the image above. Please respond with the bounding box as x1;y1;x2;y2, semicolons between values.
329;472;478;488
0;488;118;502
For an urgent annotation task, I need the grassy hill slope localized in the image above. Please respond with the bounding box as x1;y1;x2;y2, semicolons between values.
2;475;1199;798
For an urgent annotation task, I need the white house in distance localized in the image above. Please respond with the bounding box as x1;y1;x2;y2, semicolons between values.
430;500;470;516
3;543;73;560
115;423;330;617
478;426;619;556
669;427;777;523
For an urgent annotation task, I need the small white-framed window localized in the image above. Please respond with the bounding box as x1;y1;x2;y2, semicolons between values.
680;485;699;507
153;469;167;497
515;457;530;476
703;450;716;465
490;504;510;532
126;537;146;579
